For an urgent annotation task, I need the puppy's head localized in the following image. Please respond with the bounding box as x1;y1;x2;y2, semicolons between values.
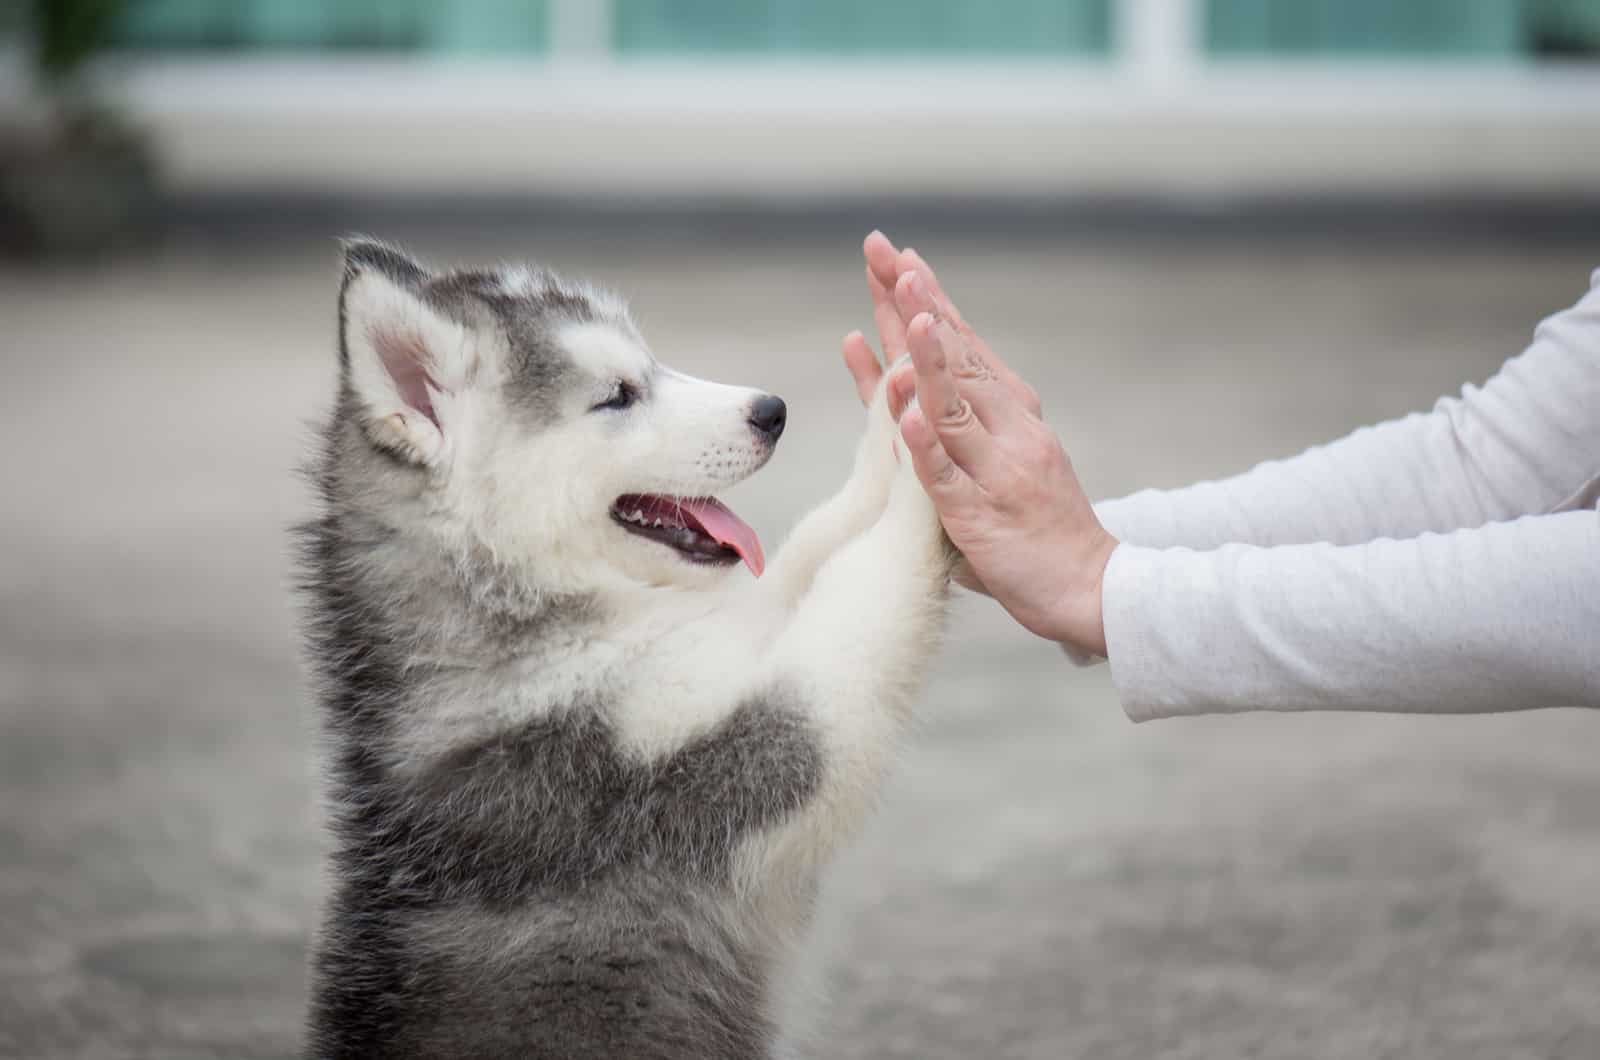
334;239;783;593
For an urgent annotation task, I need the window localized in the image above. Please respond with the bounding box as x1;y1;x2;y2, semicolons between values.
613;0;1111;56
105;0;1600;62
114;0;548;53
1205;0;1600;60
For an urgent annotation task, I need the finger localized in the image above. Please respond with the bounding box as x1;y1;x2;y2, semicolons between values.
900;405;982;511
893;266;938;328
886;361;916;421
867;264;908;362
929;317;1021;435
863;229;901;291
841;330;882;406
896;247;965;330
896;257;1043;419
906;311;999;481
897;274;1019;432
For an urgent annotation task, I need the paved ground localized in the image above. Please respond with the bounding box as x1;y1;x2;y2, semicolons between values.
2;220;1597;1059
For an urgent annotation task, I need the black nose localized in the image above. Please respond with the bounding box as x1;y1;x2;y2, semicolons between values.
748;395;787;441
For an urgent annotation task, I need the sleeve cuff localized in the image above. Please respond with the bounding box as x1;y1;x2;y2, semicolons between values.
1101;544;1159;722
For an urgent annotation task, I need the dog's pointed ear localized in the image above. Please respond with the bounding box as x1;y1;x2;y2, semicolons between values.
338;238;477;465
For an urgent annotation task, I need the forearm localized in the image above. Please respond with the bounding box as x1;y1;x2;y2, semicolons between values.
766;472;890;605
1094;411;1502;550
766;378;902;606
1102;510;1600;720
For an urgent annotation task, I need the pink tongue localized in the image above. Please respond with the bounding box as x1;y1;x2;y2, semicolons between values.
679;497;765;577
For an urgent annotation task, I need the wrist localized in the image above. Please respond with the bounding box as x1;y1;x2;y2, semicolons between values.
1045;530;1117;657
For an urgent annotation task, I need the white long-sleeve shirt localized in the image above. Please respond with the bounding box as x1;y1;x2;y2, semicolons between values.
1092;268;1600;722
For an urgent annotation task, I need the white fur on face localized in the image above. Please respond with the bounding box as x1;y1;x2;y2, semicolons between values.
553;323;772;493
344;265;777;597
454;320;777;594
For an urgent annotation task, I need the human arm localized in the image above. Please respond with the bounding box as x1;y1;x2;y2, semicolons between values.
1105;510;1600;719
845;235;1600;715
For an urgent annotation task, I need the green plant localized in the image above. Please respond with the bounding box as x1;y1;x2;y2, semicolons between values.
32;0;124;85
1529;0;1600;56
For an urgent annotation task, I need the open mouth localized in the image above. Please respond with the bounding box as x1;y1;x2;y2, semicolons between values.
610;494;765;577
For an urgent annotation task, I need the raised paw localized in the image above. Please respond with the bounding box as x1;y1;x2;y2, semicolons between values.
851;354;908;499
885;427;945;539
869;354;910;438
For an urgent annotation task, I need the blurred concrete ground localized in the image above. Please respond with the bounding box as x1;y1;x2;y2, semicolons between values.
1;217;1597;1059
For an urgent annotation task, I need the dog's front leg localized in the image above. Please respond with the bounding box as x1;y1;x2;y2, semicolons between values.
750;439;956;881
761;365;904;607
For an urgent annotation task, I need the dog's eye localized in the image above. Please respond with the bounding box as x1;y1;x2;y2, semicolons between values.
592;381;638;412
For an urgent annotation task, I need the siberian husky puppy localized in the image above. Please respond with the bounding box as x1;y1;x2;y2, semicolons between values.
298;240;954;1058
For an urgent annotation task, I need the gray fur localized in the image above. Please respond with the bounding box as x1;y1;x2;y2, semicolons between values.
340;235;632;424
298;241;824;1058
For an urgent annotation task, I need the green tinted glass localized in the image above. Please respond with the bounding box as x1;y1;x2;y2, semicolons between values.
1205;0;1522;57
103;0;1600;60
114;0;548;52
613;0;1112;56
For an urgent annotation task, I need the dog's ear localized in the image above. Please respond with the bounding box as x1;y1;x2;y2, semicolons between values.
338;239;478;465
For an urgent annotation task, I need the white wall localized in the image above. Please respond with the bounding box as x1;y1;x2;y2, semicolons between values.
96;58;1600;201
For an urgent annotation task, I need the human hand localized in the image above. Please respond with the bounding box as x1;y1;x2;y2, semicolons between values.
842;234;983;590
844;231;1119;656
